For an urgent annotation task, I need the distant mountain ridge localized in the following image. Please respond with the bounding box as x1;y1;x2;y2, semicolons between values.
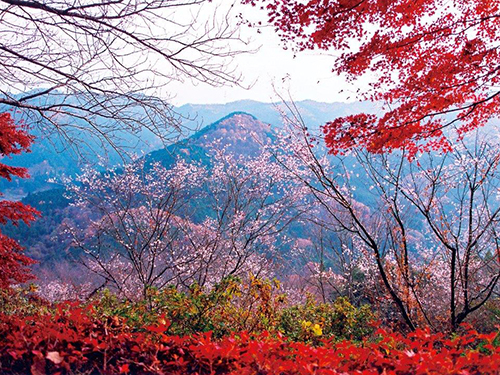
1;100;374;199
176;100;376;133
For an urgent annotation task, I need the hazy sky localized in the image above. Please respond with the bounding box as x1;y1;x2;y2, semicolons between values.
167;2;354;106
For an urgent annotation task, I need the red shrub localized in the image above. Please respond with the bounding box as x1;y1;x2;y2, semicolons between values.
1;305;500;374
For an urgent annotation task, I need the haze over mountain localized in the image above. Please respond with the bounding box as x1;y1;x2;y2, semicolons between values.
0;100;376;199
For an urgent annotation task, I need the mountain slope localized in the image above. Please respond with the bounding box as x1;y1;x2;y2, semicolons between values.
147;111;274;167
4;112;280;266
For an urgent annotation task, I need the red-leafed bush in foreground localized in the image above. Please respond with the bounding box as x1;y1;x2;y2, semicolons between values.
1;304;500;375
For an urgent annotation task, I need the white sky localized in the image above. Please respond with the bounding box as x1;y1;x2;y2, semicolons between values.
0;0;356;106
167;2;354;106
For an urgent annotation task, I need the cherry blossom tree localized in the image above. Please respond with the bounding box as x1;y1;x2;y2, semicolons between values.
271;103;500;331
294;227;374;305
65;145;307;299
176;144;306;288
66;158;205;298
367;135;500;330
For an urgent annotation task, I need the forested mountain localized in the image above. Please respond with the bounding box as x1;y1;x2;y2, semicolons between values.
3;111;298;272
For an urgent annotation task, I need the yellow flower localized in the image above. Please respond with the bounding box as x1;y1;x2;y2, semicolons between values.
312;323;323;336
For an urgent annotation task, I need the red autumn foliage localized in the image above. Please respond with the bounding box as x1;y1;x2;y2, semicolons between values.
243;0;500;155
1;304;500;375
0;112;39;288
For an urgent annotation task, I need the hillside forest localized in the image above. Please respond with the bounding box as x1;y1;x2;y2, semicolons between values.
2;1;500;374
